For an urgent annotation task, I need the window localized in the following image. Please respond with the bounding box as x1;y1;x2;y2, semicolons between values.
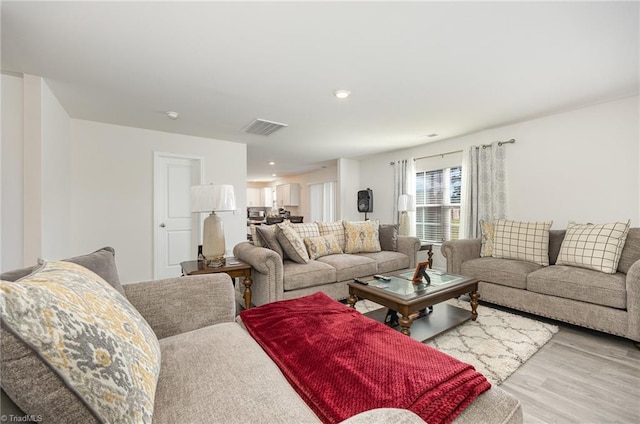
309;181;336;222
415;166;461;243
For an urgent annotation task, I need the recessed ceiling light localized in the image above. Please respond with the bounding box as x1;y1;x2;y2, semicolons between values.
333;89;351;99
268;161;275;166
272;173;277;177
166;111;179;120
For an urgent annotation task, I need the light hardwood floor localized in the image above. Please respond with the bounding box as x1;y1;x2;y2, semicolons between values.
499;318;640;424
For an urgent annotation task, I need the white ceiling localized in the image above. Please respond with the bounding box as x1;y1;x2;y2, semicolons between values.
2;1;638;182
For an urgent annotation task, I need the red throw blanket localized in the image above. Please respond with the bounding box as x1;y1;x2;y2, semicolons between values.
240;292;490;424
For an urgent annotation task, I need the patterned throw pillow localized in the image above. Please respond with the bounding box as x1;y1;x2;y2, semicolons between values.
317;221;346;252
343;220;381;254
304;234;344;260
557;220;630;274
479;220;495;257
290;222;320;239
0;261;161;424
276;223;310;264
492;219;553;266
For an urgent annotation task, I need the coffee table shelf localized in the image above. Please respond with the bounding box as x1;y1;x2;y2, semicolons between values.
347;271;479;340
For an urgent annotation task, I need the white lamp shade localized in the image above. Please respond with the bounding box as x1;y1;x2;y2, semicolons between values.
397;194;415;212
191;184;236;212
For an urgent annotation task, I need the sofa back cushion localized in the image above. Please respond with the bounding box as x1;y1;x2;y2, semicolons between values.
378;224;399;252
1;260;161;424
492;219;552;266
548;230;566;265
0;247;125;297
556;221;630;274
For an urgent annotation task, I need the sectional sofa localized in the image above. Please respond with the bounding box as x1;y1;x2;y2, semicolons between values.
1;249;522;424
234;220;421;306
442;220;640;344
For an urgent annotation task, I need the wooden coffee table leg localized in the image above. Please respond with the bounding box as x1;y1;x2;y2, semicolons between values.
347;294;358;308
242;275;253;310
470;291;480;321
398;314;413;336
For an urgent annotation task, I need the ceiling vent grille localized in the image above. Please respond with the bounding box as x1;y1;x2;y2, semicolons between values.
241;118;288;136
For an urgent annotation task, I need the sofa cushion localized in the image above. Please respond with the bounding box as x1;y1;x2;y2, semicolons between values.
493;219;552;266
0;246;125;297
317;221;346;252
618;227;640;274
283;260;337;291
255;225;284;259
379;224;399;252
153;322;320;424
461;257;542;289
344;220;381;254
1;261;161;424
556;220;630;274
357;251;410;274
527;265;627;309
304;234;343;260
317;254;377;282
276;224;310;264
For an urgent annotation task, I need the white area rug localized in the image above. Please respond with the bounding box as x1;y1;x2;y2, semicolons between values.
355;298;558;384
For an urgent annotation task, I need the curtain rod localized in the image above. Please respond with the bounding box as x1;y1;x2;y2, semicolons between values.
390;138;516;165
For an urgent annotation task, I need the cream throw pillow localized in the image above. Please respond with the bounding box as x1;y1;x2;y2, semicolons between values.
492;219;552;266
343;220;381;254
479;220;495;257
1;261;161;424
304;234;344;260
556;220;630;274
276;223;310;264
317;221;346;252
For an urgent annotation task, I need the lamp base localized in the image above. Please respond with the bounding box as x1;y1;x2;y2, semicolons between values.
203;212;226;266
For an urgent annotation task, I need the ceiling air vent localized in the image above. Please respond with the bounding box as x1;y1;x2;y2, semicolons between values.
241;118;288;136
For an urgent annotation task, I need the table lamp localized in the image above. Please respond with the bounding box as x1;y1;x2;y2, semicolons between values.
191;184;236;266
397;194;414;236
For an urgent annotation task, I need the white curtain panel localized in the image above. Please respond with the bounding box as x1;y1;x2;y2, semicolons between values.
393;159;416;236
462;142;507;238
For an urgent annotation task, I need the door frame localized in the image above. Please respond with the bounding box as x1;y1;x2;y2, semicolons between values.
153;152;205;279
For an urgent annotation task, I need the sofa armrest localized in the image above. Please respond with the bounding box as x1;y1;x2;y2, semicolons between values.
396;236;421;269
625;259;640;341
123;274;235;340
233;241;285;306
339;408;424;424
441;239;482;274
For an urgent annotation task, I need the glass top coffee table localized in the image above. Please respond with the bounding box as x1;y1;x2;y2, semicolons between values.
347;270;479;341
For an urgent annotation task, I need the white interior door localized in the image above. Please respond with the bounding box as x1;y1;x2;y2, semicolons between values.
154;153;203;279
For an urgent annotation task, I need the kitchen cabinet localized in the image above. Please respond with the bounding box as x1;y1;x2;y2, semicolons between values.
247;187;274;207
276;183;300;207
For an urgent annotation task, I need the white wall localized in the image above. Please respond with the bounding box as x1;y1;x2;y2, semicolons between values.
338;158;361;221
1;74;24;270
70;120;247;283
359;96;640;230
41;77;71;259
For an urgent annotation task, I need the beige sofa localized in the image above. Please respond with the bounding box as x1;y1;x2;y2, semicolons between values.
2;270;521;424
234;222;421;307
442;228;640;344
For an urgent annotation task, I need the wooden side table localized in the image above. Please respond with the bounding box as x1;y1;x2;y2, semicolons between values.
180;260;253;309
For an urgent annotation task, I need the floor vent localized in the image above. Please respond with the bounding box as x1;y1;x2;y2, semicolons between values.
241;118;288;136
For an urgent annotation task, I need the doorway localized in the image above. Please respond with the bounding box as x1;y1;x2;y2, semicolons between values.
153;153;204;279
